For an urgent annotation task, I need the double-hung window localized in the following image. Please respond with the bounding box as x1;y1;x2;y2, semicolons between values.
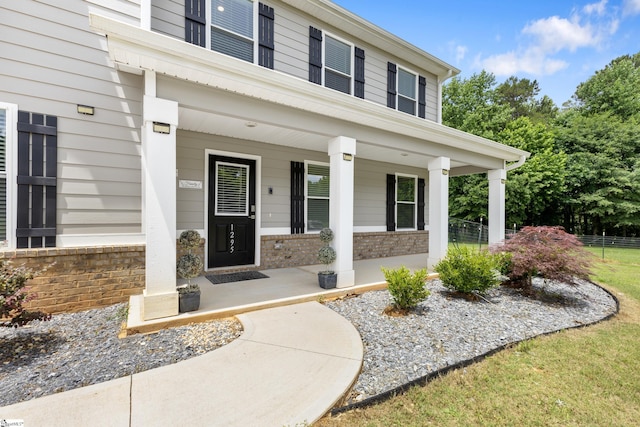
306;162;330;232
396;174;417;229
211;0;255;63
397;68;417;115
0;104;16;249
324;34;352;95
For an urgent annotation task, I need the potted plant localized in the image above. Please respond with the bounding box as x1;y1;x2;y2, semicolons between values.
177;230;203;312
317;227;337;289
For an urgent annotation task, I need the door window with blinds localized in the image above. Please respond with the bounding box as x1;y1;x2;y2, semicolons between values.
215;162;249;216
0;108;6;246
306;162;330;232
324;34;352;95
211;0;255;62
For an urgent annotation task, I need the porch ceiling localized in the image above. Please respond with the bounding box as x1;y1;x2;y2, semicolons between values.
90;13;529;174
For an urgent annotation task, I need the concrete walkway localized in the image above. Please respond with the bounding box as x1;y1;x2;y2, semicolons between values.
0;302;363;426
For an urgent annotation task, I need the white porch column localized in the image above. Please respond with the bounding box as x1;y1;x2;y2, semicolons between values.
428;157;450;269
142;95;179;320
328;136;356;288
488;169;507;246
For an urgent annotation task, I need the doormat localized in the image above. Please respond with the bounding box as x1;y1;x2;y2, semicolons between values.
206;271;269;285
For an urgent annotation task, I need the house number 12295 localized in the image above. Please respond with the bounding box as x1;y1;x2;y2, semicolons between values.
229;224;235;254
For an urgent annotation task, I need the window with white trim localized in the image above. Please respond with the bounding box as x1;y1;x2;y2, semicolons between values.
324;34;352;95
306;162;330;232
397;67;417;115
0;104;15;249
396;174;417;229
210;0;256;62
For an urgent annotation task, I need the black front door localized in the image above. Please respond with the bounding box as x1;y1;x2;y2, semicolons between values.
208;155;256;268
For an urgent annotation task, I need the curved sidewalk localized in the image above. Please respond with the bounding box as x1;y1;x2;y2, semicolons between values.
1;302;363;426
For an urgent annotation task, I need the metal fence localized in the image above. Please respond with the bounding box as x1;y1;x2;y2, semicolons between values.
448;218;640;250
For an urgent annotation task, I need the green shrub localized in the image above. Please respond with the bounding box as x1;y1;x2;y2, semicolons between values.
381;266;429;310
434;246;503;294
1;260;51;327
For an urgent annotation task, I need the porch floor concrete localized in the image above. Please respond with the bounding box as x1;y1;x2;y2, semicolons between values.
126;253;431;335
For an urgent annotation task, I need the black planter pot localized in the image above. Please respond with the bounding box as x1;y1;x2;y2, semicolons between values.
318;272;337;289
179;290;201;313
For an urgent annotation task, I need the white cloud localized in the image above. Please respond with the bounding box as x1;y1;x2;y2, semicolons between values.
522;16;600;53
476;5;621;77
456;45;468;63
623;0;640;15
479;49;569;76
584;0;608;15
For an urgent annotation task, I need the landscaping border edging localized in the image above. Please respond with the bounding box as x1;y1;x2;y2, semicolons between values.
330;281;620;415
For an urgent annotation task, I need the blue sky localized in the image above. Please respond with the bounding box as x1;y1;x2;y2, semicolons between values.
334;0;640;106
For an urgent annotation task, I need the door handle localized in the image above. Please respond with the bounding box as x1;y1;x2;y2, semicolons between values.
249;215;256;219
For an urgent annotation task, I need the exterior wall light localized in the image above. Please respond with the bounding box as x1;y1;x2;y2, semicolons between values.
442;169;449;175
153;122;171;134
77;104;95;115
342;153;353;161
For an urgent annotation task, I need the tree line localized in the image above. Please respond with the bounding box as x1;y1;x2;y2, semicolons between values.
444;52;640;237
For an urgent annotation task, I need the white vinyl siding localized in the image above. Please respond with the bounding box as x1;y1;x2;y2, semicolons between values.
151;0;184;39
1;1;142;238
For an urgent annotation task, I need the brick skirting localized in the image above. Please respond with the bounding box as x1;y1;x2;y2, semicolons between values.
260;230;428;269
1;246;145;315
2;231;427;315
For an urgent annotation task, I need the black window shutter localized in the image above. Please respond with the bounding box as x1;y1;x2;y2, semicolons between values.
291;161;305;234
387;62;397;109
417;178;425;230
309;27;323;85
386;174;396;231
354;47;365;99
16;111;57;249
185;0;206;47
418;76;427;119
258;3;275;69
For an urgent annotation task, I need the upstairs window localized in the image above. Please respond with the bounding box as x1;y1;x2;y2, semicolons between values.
387;62;427;118
185;1;274;68
397;68;417;115
324;35;352;95
211;0;255;63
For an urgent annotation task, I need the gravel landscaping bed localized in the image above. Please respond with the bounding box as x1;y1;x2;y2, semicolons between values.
325;278;617;405
0;305;242;407
0;278;616;408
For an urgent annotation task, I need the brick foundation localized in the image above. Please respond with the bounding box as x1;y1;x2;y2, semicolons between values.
1;245;145;315
2;231;427;315
260;230;428;269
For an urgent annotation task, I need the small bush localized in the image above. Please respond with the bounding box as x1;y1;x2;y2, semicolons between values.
1;260;51;327
435;246;503;294
381;266;429;310
493;226;593;289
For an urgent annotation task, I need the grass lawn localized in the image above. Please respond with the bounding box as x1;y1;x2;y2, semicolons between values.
317;247;640;426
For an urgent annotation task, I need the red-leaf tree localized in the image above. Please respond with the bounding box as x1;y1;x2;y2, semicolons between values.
492;226;593;289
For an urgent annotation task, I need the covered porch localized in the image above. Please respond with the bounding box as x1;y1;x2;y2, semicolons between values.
125;253;430;335
90;14;529;322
